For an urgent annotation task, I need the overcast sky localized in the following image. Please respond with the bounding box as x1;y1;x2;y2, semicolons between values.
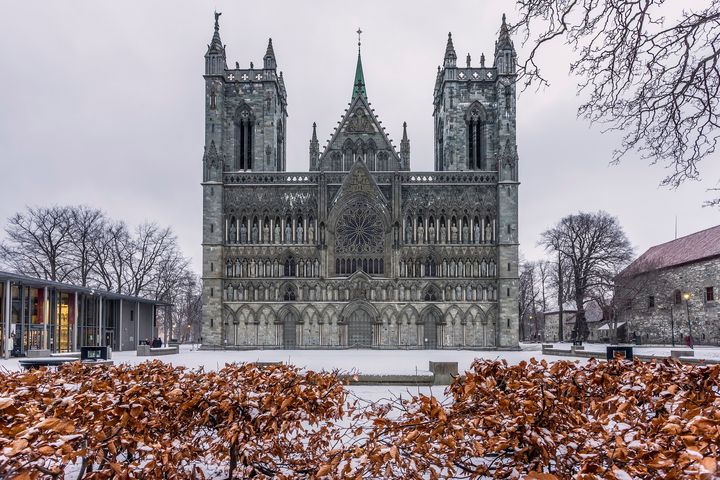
1;0;718;274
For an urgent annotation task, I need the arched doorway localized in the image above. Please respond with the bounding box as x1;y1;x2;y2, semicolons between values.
421;308;442;349
282;310;298;349
347;309;374;347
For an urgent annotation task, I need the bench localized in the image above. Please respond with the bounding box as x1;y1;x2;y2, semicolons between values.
19;358;113;371
136;345;179;357
670;349;694;359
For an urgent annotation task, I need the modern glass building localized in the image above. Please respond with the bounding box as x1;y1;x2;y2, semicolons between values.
1;271;164;357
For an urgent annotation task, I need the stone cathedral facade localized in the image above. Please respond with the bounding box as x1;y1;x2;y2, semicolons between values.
201;13;520;349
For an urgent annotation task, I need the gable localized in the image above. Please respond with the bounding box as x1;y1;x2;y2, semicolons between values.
319;95;401;169
330;159;389;210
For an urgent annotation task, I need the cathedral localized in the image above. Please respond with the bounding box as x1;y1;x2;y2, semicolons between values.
201;13;520;349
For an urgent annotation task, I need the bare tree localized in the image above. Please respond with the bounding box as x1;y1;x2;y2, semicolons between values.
541;211;634;341
67;206;106;287
519;260;540;341
91;221;131;294
0;206;74;281
125;223;178;297
512;1;720;204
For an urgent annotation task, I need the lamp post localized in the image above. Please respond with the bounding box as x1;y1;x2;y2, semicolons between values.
682;292;694;349
669;305;675;347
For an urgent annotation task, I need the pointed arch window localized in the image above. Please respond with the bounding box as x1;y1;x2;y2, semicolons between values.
466;103;486;170
234;104;254;170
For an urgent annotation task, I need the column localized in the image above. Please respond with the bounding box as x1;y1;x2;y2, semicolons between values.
136;301;140;347
98;296;103;347
470;218;475;243
492;219;496;243
413;217;417;243
481;218;486;243
281;218;286;243
43;286;49;350
270;218;275;243
304;217;308;244
236;218;240;243
435;218;440;243
225;218;229;243
118;299;123;352
3;281;10;359
292;217;297;243
424;217;429;243
73;292;78;352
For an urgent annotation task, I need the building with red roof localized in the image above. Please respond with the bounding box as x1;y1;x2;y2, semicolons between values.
615;225;720;345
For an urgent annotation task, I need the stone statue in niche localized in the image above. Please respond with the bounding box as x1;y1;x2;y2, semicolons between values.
440;224;446;244
405;222;413;244
474;224;481;244
346;108;374;133
485;223;492;243
308;225;315;244
239;223;247;244
274;224;281;244
263;224;270;243
462;224;469;243
428;223;435;243
251;224;259;243
451;223;459;243
285;224;292;243
229;222;237;243
296;224;304;244
417;224;424;245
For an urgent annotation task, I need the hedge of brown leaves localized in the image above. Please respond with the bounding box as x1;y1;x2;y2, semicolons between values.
339;358;720;479
1;358;718;479
0;361;348;479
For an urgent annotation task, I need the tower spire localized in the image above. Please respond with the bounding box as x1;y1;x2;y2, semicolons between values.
494;13;516;74
264;38;277;69
208;11;224;54
351;28;367;101
205;11;226;75
309;122;320;169
400;121;410;168
443;32;457;68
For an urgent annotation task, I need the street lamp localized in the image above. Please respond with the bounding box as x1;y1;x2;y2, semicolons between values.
682;292;694;349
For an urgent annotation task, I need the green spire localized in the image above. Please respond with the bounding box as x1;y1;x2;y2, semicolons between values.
351;28;367;101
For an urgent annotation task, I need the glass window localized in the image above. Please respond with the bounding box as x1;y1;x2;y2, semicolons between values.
706;287;715;302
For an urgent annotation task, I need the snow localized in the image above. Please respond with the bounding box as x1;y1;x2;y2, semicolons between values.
545;342;720;360
0;344;570;375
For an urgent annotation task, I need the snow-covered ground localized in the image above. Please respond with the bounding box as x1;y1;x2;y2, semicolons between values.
3;342;717;377
544;342;720;360
0;343;560;375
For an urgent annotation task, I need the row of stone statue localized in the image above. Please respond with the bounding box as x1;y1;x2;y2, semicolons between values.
226;257;320;278
228;221;315;245
224;283;498;303
399;258;497;278
404;220;494;245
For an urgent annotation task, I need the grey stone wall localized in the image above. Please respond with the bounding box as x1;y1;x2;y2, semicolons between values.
616;258;720;345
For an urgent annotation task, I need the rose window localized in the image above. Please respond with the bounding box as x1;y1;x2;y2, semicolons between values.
335;205;384;255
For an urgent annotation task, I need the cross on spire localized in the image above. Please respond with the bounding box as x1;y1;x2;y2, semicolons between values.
357;27;362;50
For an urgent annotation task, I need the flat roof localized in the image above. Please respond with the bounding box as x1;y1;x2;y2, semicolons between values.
0;271;168;305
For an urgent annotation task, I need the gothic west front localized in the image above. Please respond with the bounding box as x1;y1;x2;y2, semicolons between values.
201;13;520;349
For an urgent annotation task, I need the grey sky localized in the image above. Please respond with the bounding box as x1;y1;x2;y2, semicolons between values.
1;0;718;273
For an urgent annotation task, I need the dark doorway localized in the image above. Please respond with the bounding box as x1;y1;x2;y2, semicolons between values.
282;311;297;349
347;309;373;347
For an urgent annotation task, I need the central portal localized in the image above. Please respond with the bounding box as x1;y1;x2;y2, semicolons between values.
347;309;373;347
